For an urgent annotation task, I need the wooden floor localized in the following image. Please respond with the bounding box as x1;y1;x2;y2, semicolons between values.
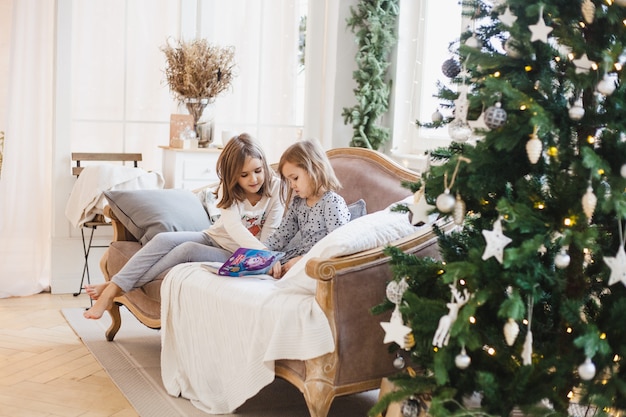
0;292;138;417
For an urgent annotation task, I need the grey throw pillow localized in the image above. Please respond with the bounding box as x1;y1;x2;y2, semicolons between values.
104;189;212;245
348;198;367;221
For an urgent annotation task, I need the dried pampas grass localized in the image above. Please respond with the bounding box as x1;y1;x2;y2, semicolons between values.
162;38;236;103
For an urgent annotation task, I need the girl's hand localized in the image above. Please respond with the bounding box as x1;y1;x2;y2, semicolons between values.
269;262;283;279
280;256;302;277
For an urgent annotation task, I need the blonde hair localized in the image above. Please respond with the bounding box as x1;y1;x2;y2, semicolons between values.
215;133;273;208
277;139;341;205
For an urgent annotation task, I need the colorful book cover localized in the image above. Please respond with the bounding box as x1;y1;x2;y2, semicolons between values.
216;247;285;277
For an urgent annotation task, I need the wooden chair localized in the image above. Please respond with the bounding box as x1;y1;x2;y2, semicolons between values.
71;152;143;298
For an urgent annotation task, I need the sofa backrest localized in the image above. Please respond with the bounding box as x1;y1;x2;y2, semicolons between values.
326;148;418;213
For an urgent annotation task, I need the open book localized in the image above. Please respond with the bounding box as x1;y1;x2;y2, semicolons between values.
202;247;285;277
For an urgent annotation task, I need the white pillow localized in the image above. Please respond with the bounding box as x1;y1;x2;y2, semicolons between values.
276;207;424;293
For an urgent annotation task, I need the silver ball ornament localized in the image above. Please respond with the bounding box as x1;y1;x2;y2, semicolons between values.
578;357;596;381
455;348;471;369
386;279;409;304
465;35;482;49
568;99;585;121
505;38;522;59
621;163;626;178
484;102;507;129
432;108;443;123
393;354;406;369
555;250;571;269
597;74;617;96
441;58;461;78
448;119;472;142
436;189;456;213
401;398;422;417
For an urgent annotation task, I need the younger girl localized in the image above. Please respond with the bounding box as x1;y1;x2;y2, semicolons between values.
84;133;284;319
264;139;351;278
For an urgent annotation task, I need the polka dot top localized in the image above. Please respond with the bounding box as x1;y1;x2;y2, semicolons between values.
263;191;350;261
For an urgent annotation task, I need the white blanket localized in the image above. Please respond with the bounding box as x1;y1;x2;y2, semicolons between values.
160;263;334;414
65;164;164;228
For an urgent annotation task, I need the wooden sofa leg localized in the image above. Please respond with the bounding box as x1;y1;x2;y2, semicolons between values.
105;302;122;341
302;380;335;417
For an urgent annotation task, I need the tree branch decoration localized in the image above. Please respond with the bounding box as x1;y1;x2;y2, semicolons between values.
342;0;399;150
161;38;236;103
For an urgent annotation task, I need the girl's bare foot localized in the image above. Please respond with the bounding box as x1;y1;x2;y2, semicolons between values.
85;282;109;300
83;296;112;320
83;282;122;320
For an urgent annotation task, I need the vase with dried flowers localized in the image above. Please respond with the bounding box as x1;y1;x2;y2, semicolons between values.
162;38;236;147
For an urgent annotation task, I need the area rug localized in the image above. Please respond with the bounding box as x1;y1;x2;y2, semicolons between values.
62;307;379;417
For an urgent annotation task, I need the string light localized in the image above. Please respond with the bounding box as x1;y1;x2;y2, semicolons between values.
587;135;596;144
520;104;527;110
469;316;476;324
482;345;496;355
566;327;573;333
564;217;573;227
547;146;558;157
494;71;501;77
525;65;532;72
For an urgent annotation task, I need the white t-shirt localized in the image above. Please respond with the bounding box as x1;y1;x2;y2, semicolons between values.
205;177;283;253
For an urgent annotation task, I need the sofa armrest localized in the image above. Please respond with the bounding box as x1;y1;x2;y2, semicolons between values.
304;225;442;282
103;205;138;242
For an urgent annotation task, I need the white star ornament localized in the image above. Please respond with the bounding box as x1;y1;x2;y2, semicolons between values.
499;7;518;27
604;246;626;287
482;218;513;264
380;307;411;347
529;9;553;43
573;54;596;74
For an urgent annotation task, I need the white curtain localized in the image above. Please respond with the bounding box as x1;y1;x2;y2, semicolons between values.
0;0;54;297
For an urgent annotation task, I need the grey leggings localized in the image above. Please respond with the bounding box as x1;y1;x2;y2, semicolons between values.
111;231;231;292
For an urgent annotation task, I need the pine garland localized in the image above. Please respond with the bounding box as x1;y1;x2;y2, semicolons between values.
342;0;399;150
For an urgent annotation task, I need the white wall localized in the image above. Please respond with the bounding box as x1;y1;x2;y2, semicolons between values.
49;0;361;294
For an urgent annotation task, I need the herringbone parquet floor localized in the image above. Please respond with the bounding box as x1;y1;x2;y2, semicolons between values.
0;292;138;417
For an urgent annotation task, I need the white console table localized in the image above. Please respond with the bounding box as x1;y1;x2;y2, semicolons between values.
159;146;221;189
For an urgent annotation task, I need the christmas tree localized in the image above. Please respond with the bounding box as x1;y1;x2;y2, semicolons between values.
374;1;626;416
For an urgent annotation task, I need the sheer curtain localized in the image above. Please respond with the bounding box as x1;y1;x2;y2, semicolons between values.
0;0;54;297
